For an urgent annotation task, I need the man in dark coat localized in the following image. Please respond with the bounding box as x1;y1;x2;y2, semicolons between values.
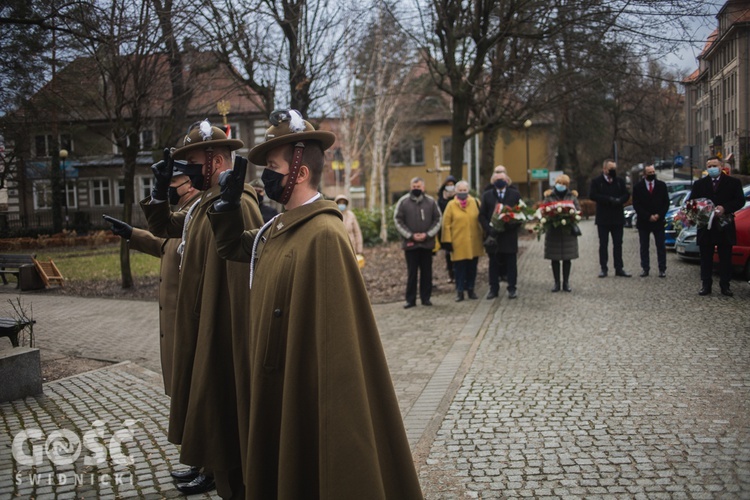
688;156;745;296
208;109;423;499
479;172;522;299
632;164;670;278
589;159;632;277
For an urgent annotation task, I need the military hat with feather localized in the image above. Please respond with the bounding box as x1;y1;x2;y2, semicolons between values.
248;109;336;165
171;119;244;161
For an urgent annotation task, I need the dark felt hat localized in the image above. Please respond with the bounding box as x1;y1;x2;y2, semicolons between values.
172;119;244;160
248;109;336;166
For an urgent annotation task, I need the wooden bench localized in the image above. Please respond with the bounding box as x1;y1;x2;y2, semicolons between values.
0;317;35;347
0;254;36;288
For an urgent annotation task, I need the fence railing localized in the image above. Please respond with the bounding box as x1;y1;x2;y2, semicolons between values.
0;208;150;235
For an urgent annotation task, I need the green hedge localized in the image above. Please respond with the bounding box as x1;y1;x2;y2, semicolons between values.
352;206;400;247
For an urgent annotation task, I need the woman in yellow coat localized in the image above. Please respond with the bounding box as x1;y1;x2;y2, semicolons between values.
441;180;485;301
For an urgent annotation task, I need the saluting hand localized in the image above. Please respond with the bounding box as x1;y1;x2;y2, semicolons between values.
151;148;173;200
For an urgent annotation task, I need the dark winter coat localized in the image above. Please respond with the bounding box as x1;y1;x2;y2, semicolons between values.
589;174;629;226
394;192;442;251
479;186;522;254
632;178;670;231
688;174;745;246
542;190;580;261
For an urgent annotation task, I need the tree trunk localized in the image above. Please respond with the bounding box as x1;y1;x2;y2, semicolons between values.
481;125;501;187
119;140;137;289
449;96;470;179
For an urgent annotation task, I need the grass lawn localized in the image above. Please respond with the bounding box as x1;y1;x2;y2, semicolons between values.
36;244;161;282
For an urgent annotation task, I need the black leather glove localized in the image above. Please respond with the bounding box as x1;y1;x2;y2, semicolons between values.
151;148;173;200
213;156;247;212
441;242;453;252
102;215;133;239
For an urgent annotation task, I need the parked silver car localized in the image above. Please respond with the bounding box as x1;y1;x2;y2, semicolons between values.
675;225;699;261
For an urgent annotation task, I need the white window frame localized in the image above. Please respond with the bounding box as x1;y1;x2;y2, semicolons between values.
139;176;155;201
33;180;53;209
115;179;126;206
90;178;112;207
63;180;78;210
391;139;425;166
112;129;156;154
34;134;73;158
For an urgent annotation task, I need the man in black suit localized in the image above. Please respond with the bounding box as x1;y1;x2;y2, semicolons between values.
632;164;670;278
589;159;632;277
479;172;522;299
688;156;745;296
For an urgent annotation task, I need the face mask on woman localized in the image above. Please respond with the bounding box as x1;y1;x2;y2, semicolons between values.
455;192;469;200
555;184;567;193
338;203;347;211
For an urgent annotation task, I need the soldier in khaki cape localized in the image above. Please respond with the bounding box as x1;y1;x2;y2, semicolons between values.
140;120;263;498
104;168;200;395
208;109;424;499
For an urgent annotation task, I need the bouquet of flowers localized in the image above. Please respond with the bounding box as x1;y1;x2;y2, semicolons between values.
675;197;732;231
490;200;528;233
674;198;713;229
532;200;582;240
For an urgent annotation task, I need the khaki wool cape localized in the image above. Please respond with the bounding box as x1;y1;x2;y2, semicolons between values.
129;193;201;395
141;184;263;475
209;199;424;499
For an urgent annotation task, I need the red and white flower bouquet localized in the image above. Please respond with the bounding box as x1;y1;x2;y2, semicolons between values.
533;200;582;240
490;200;528;233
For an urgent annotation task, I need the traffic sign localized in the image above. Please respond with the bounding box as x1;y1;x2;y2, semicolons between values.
673;154;684;167
531;169;548;179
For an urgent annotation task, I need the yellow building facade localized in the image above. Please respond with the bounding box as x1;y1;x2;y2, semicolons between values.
386;122;555;203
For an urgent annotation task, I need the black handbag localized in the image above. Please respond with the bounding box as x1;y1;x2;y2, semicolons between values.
570;224;582;237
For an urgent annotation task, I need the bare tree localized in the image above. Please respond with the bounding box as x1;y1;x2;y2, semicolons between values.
193;0;352;117
58;0;169;287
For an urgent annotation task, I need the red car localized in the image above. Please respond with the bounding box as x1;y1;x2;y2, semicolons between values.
714;204;750;280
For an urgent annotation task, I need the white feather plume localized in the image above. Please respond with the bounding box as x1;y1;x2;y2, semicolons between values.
199;120;213;141
288;110;305;133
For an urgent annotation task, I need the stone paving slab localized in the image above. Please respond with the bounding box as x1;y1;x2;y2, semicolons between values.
0;362;218;499
417;219;750;498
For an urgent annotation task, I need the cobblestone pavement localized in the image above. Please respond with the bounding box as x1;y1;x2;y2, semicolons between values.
418;220;750;498
1;218;749;499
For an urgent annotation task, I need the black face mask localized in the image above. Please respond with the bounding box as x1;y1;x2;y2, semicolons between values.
494;179;507;190
645;174;656;181
607;168;616;178
168;186;181;206
168;179;190;205
187;174;205;191
261;169;288;203
257;194;264;203
411;189;423;198
174;161;206;191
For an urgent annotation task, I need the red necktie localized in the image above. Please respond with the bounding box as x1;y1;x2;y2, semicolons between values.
648;182;653;194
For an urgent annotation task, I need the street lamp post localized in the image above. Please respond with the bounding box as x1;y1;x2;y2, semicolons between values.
59;149;69;228
524;119;532;199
